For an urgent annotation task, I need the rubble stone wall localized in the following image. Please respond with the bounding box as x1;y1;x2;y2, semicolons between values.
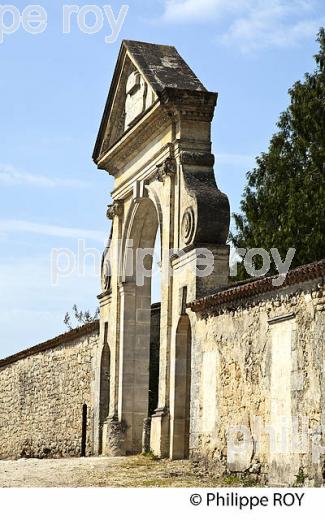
0;323;99;460
190;279;325;486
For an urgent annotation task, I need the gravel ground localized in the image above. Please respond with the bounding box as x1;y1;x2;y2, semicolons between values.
0;455;229;488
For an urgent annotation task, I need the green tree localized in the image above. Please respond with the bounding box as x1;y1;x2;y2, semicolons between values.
231;28;325;278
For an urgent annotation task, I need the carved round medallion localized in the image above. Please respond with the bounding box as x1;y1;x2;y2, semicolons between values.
181;207;195;245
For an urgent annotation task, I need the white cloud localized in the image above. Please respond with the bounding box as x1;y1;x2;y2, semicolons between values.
159;0;322;52
0;164;90;189
221;2;323;52
0;219;106;243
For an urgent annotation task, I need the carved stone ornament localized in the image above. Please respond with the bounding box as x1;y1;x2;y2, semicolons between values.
155;157;177;182
125;71;148;131
101;266;111;292
181;207;196;245
106;201;124;220
101;244;112;292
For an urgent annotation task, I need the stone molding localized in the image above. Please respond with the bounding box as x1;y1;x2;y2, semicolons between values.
180;151;215;168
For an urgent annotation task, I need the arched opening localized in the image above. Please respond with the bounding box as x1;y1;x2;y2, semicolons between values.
172;315;192;459
119;196;161;453
99;323;110;454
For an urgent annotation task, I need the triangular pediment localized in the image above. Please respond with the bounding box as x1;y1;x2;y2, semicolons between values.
93;40;206;163
94;50;158;161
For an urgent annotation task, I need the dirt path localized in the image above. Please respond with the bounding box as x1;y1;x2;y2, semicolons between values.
0;455;232;488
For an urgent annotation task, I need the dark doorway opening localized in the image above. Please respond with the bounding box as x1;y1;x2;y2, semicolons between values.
99;322;110;454
149;303;161;416
148;224;161;417
81;403;87;457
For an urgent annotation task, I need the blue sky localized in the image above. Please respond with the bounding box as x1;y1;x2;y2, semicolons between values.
0;0;324;357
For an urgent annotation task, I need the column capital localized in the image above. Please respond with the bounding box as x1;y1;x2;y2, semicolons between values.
106;201;124;220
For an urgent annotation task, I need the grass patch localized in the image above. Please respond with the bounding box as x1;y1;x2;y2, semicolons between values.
221;474;259;487
141;451;159;461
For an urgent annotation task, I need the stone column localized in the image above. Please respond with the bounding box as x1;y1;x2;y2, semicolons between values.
117;280;151;454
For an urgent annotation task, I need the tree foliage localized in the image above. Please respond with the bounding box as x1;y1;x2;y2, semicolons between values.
231;29;325;277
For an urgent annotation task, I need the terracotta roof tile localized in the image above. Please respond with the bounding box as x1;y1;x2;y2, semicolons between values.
188;259;325;313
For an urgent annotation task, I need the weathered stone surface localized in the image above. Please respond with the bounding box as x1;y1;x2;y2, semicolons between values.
0;325;98;460
190;279;325;486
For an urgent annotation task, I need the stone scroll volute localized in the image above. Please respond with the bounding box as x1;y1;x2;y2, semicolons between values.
179;151;230;248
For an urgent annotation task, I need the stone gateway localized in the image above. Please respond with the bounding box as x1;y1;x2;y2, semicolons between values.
0;41;324;487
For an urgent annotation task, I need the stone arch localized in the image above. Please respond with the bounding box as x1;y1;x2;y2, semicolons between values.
171;315;192;459
94;40;231;459
118;196;160;453
120;196;160;285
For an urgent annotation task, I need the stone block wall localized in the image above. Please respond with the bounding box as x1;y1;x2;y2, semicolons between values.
0;322;99;460
189;279;325;486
